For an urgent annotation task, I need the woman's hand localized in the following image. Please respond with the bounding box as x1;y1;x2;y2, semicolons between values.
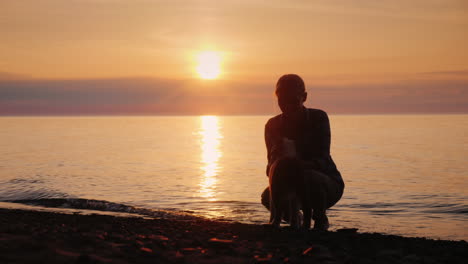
281;138;296;158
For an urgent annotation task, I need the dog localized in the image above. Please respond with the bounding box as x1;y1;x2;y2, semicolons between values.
268;138;314;229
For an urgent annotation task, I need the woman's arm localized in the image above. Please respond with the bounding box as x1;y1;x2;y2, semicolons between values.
317;110;331;157
301;110;331;170
265;121;274;176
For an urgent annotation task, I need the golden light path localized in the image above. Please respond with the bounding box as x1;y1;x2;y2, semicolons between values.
198;116;223;201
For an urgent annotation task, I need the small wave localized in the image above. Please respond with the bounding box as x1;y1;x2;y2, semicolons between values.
0;188;70;201
7;178;45;184
346;202;415;209
207;200;259;205
6;198;202;220
423;204;468;215
369;209;407;215
10;198;136;212
232;209;259;213
176;200;258;206
343;201;468;216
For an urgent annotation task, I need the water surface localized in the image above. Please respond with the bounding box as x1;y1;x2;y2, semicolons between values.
0;115;467;240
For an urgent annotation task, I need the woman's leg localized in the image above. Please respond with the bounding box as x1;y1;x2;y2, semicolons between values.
303;169;343;230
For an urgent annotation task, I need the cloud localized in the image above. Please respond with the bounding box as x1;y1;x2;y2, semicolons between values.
418;70;468;77
0;76;276;115
0;77;181;114
1;75;467;115
0;72;32;80
309;78;468;113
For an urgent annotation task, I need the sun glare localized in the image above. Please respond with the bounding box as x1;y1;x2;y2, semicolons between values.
196;51;221;79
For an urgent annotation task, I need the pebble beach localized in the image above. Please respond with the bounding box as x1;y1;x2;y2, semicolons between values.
1;208;467;264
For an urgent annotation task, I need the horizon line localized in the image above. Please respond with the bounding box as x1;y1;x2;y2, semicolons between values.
1;112;468;117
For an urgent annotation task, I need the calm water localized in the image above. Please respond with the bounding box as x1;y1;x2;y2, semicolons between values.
0;115;467;241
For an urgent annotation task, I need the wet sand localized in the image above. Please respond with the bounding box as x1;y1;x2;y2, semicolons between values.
0;208;466;264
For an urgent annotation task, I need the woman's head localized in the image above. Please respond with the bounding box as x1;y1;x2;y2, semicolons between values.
275;74;307;115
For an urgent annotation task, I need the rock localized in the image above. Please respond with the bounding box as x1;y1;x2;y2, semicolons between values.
302;246;313;255
376;249;402;263
336;228;358;234
153;235;169;241
254;254;273;264
302;244;335;262
75;254;92;264
208;238;233;244
234;246;251;256
401;254;421;264
140;247;152;253
55;248;80;257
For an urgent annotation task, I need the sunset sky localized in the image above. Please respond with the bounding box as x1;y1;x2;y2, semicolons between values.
1;0;467;115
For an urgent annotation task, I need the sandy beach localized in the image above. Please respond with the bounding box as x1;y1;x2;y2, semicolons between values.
0;208;466;264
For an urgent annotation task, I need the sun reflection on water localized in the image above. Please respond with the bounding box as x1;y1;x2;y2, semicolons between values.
198;116;223;201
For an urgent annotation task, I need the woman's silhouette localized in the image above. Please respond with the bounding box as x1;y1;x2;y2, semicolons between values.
262;74;345;230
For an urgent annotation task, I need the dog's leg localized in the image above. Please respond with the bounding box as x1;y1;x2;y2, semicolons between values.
271;204;282;228
301;188;312;229
302;206;312;229
289;195;301;229
269;193;275;224
270;192;281;227
301;173;312;229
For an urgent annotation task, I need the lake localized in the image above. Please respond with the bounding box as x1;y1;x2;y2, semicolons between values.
0;115;467;241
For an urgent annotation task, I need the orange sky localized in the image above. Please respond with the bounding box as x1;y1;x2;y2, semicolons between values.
1;0;467;114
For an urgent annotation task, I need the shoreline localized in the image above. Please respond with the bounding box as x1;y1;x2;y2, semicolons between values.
1;208;467;263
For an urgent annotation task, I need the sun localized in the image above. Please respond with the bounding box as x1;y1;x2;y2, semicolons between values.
196;51;221;79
